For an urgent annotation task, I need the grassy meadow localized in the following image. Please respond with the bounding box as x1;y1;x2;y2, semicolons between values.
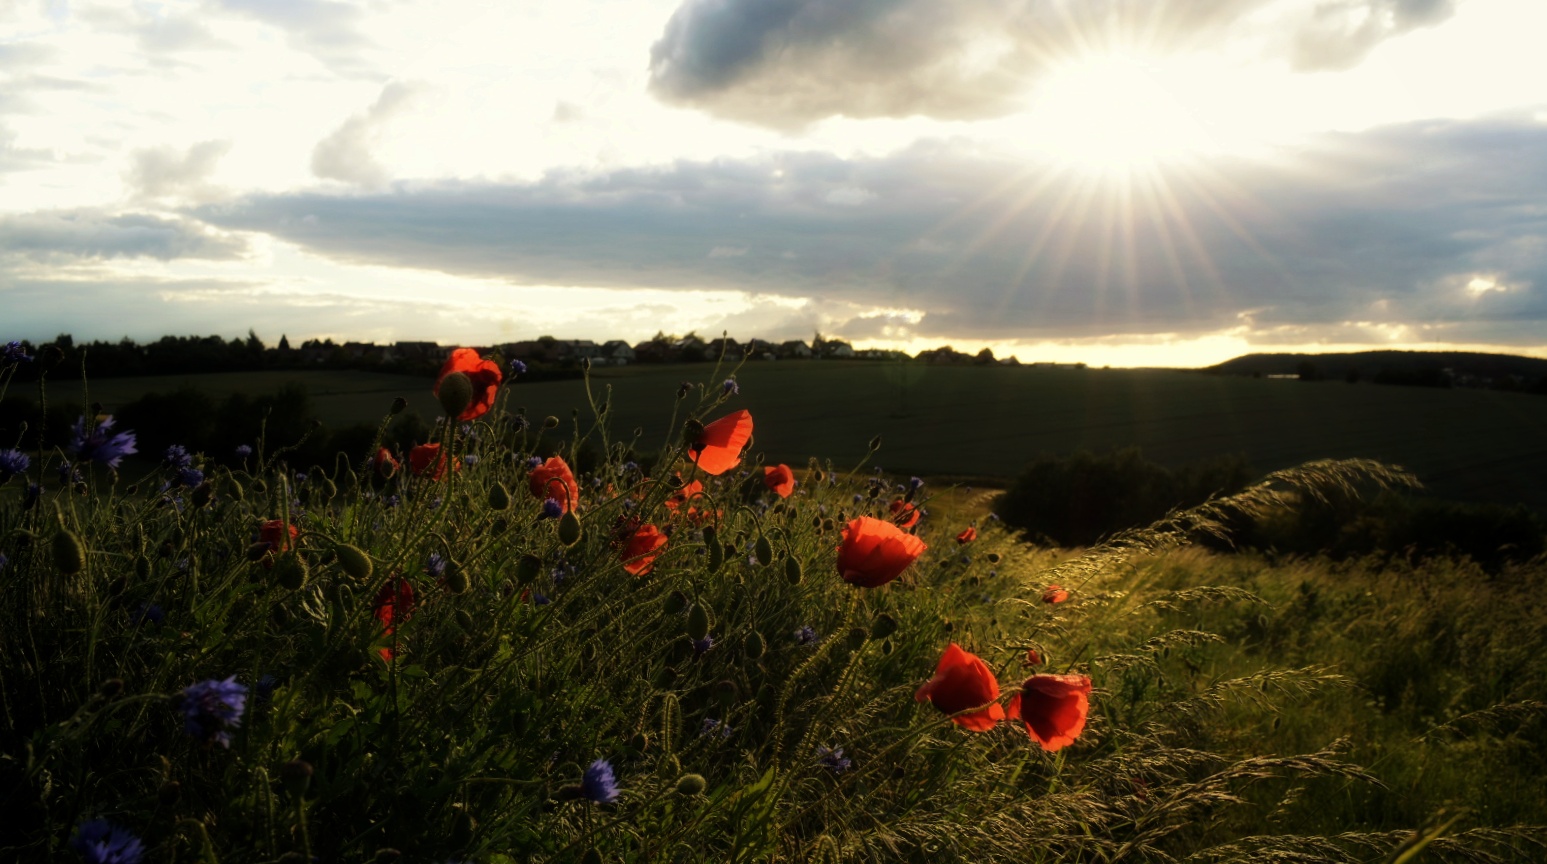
4;354;1546;862
78;360;1547;509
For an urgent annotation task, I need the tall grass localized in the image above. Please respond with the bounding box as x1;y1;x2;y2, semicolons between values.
1;353;1543;862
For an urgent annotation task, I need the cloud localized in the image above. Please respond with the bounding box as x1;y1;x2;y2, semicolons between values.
125;140;233;203
0;209;247;262
647;0;1462;128
212;0;377;76
1289;0;1456;71
311;81;420;186
194;115;1547;348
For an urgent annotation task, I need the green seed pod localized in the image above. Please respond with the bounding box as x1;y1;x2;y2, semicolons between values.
868;434;882;452
713;679;738;707
542;415;560;429
488;482;512;511
784;556;803;585
558;511;583;547
134;554;151;580
663;590;688;615
675;773;707;796
321;478;338;501
52;529;86;575
743;630;766;660
515;553;542;585
437;371;475;418
335;544;373;581
687;603;711;641
444;562;469;595
871;612;898;640
224;475;245;501
455;608;475;632
252;479;268;495
704;527;724;573
273;551;309;591
753;535;773;566
846;626;868;650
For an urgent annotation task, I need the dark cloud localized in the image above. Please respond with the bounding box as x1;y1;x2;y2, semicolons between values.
194;116;1547;347
0;209;247;262
1289;0;1456;71
648;0;1460;128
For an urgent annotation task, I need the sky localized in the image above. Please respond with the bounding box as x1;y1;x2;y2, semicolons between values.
2;0;1546;367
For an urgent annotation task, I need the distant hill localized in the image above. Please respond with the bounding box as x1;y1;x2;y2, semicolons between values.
1208;350;1547;389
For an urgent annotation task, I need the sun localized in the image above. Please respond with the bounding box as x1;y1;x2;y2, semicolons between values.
1015;53;1220;175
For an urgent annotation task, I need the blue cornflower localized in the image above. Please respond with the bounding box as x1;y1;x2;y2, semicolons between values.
177;676;247;748
0;448;29;480
852;493;863;504
550;560;573;584
532;592;550;605
0;553;8;573
795;626;818;646
525;456;544;470
700;717;732;739
131;603;164;626
177;467;204;488
58;461;81;484
164;444;192;469
540;497;563;520
510;414;529;432
509;358;527;375
69;416;138;469
3;340;32;365
722;377;739;396
294;471;308;485
425;553;447;578
816;746;852;773
464;454;479;466
622;461;638;473
23;483;41;508
677;380;694;398
693;636;714;656
69;818;144;864
234;444;253;459
581;759;619;803
255;674;279;704
909;476;924;493
385;494;401;509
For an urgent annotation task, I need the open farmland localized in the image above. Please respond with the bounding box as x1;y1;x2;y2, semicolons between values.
80;360;1547;510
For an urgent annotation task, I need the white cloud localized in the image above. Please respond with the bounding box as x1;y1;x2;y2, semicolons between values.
310;81;421;187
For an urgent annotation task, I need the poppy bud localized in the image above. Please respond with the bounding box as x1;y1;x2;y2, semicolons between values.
492;517;509;534
449;806;475;848
580;849;601;864
868;435;882;452
134;554;151;579
663;590;688;615
158;780;183;806
846;627;868;649
335;544;373;581
455;608;475;632
52;529;86;575
871;613;898;639
97;678;124;700
687;604;711;641
488;482;512;511
273;551;309;591
390;396;407;415
743;630;766;659
753;535;773;566
281;759;314;797
224;476;246;501
556;784;585;801
675;773;707;796
373;849;402;864
252;479;268;494
191;481;214;508
437;371;475;418
515;553;542;585
321;478;338;501
654;666;679;689
784;556;802;585
444;563;469;595
11;527;36;549
542;415;560;429
683;418;704;441
558;511;583;547
713;679;738;707
271;604;291;627
245;542;272;562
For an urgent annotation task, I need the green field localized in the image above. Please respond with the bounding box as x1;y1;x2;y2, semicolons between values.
76;361;1547;509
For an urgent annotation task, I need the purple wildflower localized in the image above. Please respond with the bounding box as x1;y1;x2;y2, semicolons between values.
234;444;253;459
816;746;852;773
532;592;550;605
700;717;732;739
525;455;544;470
0;448;29;480
176;467;204;488
23;483;41;509
581;759;619;803
510;414;529;432
677;380;694;398
425;553;446;578
164;445;192;469
69;416;138;469
540;498;563;520
795;626;818;646
131;603;164;626
509;358;527;375
177;676;247;748
464;454;479;466
722;378;739;396
69;818;144;864
693;635;714;656
3;341;32;365
0;552;8;573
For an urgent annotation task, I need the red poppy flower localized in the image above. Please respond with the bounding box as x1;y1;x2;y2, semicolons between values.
621;523;669;576
435;347;503;421
260;519;297;553
763;464;795;498
408;443;460;480
914;643;1005;731
373;447;400;478
837;516;927;588
889;498;920;529
1023;648;1043;667
955;526;977;544
1042;585;1069;604
689;410;752;475
1007;674;1092;751
528;455;579;513
665;479;704;512
372;575;417;661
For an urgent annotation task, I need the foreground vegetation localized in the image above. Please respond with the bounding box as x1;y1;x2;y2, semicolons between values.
2;349;1545;862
